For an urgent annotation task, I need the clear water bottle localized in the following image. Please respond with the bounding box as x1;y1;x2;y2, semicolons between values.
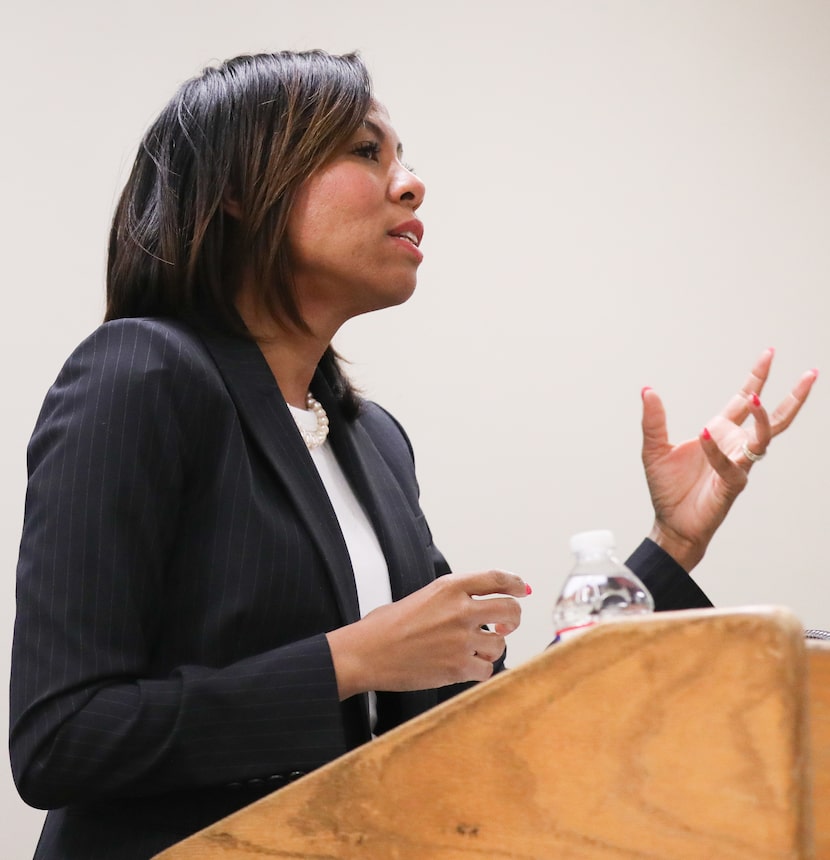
553;530;654;643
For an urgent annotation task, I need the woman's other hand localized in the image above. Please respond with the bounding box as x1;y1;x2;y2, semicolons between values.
641;348;817;571
326;570;530;700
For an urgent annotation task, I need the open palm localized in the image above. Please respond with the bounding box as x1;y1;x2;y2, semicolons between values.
641;349;817;571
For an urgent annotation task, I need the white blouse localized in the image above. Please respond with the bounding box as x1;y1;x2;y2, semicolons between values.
289;404;393;732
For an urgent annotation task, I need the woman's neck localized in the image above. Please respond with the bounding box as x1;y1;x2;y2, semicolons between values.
257;335;325;408
234;290;332;408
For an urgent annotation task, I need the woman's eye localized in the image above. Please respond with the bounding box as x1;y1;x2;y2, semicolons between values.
352;141;381;161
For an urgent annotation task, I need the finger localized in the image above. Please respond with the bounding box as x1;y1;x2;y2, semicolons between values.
746;392;772;455
740;347;774;396
470;596;522;633
470;629;507;663
721;391;754;426
769;369;819;437
700;427;750;485
456;570;531;598
641;386;669;459
723;347;775;424
462;655;496;683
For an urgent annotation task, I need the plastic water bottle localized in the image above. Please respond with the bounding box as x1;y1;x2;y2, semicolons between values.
553;530;654;643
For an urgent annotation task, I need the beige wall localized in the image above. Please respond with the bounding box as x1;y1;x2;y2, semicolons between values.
3;0;829;852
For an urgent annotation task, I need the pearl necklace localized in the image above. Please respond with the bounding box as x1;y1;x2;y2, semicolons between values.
293;392;330;450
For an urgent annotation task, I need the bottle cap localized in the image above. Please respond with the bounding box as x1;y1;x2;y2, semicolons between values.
569;529;616;555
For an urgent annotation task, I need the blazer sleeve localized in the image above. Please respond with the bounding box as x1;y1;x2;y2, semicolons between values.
626;538;714;610
10;321;349;810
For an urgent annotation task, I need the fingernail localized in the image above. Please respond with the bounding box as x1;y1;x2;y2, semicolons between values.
811;368;819;379
701;427;711;441
768;347;776;356
751;393;761;407
641;386;652;400
525;583;533;596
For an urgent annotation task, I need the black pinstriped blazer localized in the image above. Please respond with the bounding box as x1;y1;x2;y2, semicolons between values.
9;318;711;859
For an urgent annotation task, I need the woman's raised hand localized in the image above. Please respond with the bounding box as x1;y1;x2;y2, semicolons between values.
326;570;529;700
641;348;817;571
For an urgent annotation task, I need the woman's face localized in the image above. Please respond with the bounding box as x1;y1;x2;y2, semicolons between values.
286;103;426;333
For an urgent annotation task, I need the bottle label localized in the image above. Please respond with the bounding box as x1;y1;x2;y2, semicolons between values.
554;621;596;644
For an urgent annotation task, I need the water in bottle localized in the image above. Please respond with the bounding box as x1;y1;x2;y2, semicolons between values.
553;529;654;643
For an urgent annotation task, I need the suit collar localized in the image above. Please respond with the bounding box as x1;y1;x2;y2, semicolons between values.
196;329;433;618
313;373;434;603
197;329;361;625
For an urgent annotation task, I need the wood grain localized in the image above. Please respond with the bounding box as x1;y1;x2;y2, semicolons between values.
808;640;830;859
156;607;815;859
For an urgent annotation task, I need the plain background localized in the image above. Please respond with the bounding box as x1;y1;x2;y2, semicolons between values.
3;0;829;852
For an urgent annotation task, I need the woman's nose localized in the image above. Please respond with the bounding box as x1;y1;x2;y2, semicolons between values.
391;163;426;210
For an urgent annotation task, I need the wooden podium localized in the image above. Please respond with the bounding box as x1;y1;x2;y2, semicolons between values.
155;607;829;859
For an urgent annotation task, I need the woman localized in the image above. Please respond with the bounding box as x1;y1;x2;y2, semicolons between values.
9;50;816;859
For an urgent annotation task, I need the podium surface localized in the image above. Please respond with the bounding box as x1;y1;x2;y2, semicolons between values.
155;607;827;859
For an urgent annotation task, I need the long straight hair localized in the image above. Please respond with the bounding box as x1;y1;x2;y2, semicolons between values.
106;51;372;415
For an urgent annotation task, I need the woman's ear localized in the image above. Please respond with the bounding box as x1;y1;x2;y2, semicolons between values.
222;186;243;220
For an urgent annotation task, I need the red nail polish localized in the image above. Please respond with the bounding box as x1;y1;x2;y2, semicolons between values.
525;583;533;596
751;393;761;407
701;427;711;441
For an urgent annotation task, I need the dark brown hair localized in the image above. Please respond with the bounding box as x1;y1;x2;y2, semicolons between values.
106;50;373;414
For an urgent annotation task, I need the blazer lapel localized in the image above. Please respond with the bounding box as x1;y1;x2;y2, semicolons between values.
312;372;435;603
197;330;361;625
311;371;440;729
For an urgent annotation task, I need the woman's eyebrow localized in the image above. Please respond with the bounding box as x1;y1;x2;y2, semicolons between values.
361;119;404;159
